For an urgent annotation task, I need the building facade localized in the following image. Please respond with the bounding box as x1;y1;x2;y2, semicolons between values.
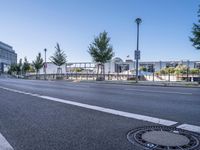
37;58;200;75
0;41;17;73
139;60;200;72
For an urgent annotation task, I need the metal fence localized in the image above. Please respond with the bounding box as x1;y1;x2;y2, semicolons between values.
26;73;136;81
25;73;200;83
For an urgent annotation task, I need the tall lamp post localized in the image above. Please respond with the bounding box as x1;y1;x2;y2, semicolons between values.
44;48;47;80
135;18;142;83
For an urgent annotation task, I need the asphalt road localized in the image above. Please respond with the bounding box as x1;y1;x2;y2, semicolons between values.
0;78;200;150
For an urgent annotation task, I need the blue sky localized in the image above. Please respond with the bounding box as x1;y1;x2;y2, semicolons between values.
0;0;199;62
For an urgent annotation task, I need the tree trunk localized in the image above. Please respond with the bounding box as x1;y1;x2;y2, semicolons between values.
57;67;62;74
101;64;103;77
97;64;99;78
103;64;105;80
36;71;39;79
57;67;63;79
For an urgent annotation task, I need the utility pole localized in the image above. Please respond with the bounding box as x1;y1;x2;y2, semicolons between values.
135;18;142;83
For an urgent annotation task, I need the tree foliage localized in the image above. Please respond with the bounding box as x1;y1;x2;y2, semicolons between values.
166;67;175;74
22;57;30;75
88;31;114;79
140;66;147;72
190;68;200;75
88;31;114;64
7;64;17;75
174;64;187;75
156;64;199;76
73;68;84;72
32;53;44;74
190;5;200;50
50;43;67;67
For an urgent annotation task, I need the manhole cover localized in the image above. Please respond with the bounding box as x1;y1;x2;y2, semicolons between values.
127;126;200;150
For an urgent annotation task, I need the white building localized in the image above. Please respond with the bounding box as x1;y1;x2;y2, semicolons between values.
104;57;135;73
39;62;66;74
37;58;200;75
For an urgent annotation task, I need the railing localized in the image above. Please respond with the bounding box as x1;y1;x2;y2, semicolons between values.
26;73;136;81
25;73;200;83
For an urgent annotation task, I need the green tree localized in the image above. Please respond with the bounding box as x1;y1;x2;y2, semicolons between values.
159;68;167;75
7;64;17;75
140;66;147;72
32;53;44;76
175;64;187;75
88;31;114;80
190;5;200;50
190;68;200;75
50;43;67;74
166;67;175;74
29;65;36;73
22;57;30;75
74;68;84;72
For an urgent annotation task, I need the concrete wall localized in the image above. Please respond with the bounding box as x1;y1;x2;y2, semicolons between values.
39;62;66;74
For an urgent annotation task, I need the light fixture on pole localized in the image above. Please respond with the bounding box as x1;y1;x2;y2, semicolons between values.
135;18;142;83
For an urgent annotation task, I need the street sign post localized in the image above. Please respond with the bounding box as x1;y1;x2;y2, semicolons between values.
135;18;142;83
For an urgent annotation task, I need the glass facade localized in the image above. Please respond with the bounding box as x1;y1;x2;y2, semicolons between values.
0;41;17;73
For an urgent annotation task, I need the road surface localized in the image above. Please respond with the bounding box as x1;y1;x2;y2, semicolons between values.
0;78;199;150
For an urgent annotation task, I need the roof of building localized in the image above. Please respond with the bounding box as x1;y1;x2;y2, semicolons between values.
0;41;15;52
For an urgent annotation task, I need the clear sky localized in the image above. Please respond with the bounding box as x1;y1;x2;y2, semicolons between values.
0;0;199;62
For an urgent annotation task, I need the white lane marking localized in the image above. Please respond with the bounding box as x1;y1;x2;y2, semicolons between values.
177;124;200;133
0;133;14;150
0;86;177;126
124;88;193;95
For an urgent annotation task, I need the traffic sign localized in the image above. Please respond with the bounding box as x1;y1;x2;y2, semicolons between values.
134;50;140;60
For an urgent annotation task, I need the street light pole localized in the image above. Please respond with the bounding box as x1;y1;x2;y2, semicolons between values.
135;18;142;83
44;48;47;80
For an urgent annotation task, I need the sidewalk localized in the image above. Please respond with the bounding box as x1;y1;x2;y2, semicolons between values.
77;80;200;88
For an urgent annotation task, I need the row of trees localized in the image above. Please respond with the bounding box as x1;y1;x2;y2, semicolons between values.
8;57;31;75
157;65;200;76
8;31;114;80
139;65;200;75
8;43;67;76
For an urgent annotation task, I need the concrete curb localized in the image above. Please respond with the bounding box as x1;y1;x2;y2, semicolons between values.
77;80;200;88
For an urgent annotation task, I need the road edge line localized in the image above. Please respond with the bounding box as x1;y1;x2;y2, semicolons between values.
0;133;14;150
0;86;177;126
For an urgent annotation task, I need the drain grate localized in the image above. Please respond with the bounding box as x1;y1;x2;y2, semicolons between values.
127;126;200;150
